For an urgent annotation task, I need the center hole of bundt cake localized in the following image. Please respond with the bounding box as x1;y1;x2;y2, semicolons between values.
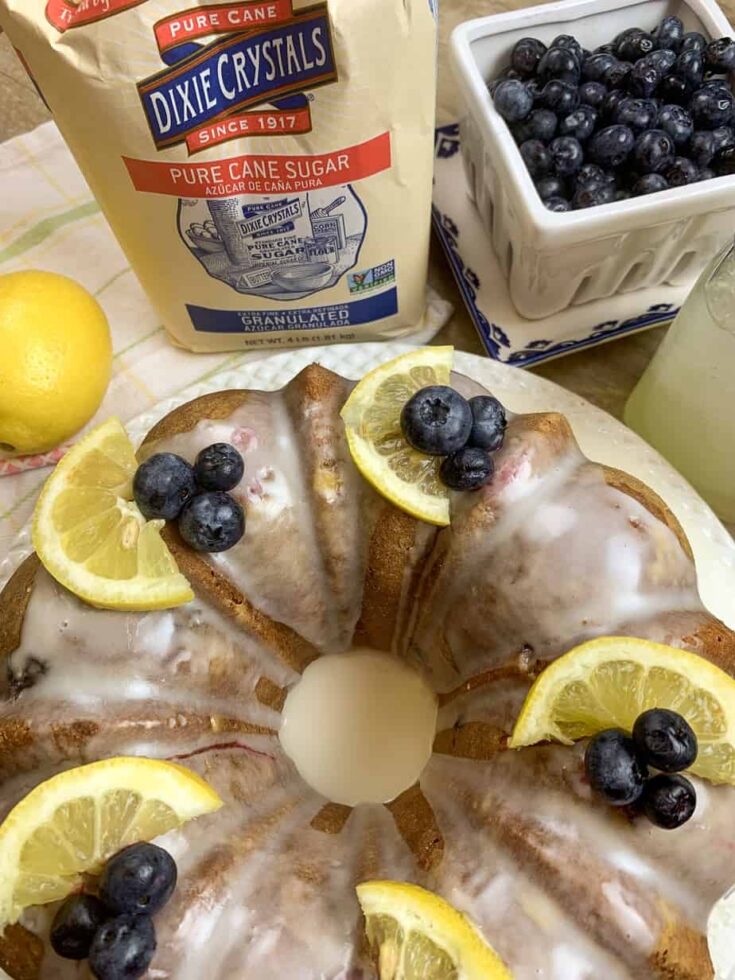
279;649;437;807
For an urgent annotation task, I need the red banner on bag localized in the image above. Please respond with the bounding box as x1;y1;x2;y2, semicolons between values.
124;131;391;198
185;106;312;153
154;1;294;53
46;0;147;32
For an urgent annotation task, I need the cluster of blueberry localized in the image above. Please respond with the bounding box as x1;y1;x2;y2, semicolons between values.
400;387;507;491
585;708;698;829
50;842;176;979
134;443;245;553
490;17;735;210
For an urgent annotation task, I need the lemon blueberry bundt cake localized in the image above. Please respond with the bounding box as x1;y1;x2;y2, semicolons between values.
1;350;734;978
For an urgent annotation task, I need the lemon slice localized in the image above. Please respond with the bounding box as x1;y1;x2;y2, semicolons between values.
0;757;223;927
510;636;735;784
340;347;454;526
356;880;511;980
32;417;193;610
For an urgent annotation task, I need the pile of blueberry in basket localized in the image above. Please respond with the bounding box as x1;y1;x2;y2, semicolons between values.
489;17;735;210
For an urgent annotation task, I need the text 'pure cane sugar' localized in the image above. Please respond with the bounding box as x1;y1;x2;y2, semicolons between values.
0;0;438;352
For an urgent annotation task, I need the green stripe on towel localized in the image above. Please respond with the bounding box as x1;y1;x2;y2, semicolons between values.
0;200;100;265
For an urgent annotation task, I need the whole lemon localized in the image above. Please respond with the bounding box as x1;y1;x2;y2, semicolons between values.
0;271;112;456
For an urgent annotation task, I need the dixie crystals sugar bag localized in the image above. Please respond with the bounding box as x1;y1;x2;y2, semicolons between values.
0;0;437;352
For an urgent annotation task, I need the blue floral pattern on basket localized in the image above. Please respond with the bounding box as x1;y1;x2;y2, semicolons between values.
434;124;461;159
432;123;680;366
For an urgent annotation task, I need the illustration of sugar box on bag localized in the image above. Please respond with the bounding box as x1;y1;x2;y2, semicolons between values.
182;189;365;300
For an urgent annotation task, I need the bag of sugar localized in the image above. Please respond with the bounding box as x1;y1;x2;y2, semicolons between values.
0;0;437;352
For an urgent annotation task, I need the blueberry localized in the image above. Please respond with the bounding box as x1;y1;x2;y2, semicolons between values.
617;31;656;63
666;156;700;185
572;182;615;209
690;86;734;128
576;162;615;188
595;42;617;56
400;386;472;455
583;52;617;82
440;447;494;491
642;774;697;829
613;27;643;49
194;443;244;492
100;843;177;916
558;106;598;141
538;46;581;85
656;104;693;144
615;97;658;133
178;491;245;553
628;61;660;98
549;136;584;177
689;129;716;166
675;49;704;89
601;88;627;120
489;67;525;96
493;79;533;122
705;37;735;73
51;894;109;960
700;166;716;181
614;189;632;201
579;80;607;109
633;172;669;195
467;395;506;451
514;108;558;143
511;37;547;77
643;49;677;75
714;144;735;175
544;196;572;212
551;34;584;62
604;59;633;90
680;32;707;54
585;730;648;806
133;453;196;521
540;80;580;116
712;126;735;155
632;129;675;173
535;175;567;200
632;708;698;772
659;73;691;104
656;15;684;51
89;914;156;980
589;125;635;168
520;139;552;179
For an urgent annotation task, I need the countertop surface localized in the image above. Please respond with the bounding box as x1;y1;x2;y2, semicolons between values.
0;0;731;424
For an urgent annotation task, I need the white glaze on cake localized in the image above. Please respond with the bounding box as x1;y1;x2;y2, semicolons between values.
1;364;733;979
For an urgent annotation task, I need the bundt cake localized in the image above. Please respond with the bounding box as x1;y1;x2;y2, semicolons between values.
1;361;735;979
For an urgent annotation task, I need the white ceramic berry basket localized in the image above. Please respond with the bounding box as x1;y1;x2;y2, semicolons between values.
451;0;735;320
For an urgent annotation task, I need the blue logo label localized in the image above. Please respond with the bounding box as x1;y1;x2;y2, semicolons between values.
138;6;337;149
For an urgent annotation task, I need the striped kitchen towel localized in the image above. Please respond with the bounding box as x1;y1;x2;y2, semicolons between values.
0;121;452;562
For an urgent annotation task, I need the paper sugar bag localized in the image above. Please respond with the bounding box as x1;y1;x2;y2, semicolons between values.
0;0;437;352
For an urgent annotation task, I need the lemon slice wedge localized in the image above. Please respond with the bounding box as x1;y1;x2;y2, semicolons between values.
340;347;454;526
510;636;735;784
32;417;193;610
356;880;512;979
0;757;223;928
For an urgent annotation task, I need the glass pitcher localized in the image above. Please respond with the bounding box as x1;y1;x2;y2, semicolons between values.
624;238;735;524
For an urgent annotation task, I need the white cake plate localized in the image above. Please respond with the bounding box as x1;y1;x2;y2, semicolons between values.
432;124;699;365
0;340;734;973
